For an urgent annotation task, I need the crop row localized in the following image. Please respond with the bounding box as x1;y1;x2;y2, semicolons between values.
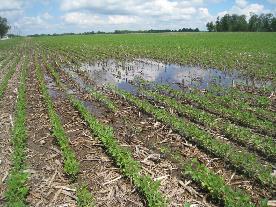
152;83;275;137
208;85;273;109
197;86;275;123
57;65;118;113
35;52;96;206
35;33;276;80
110;86;275;188
43;56;168;207
185;159;255;207
0;51;16;72
136;87;276;160
0;55;20;99
57;62;271;205
62;78;260;207
41;47;119;114
5;54;28;206
34;53;80;178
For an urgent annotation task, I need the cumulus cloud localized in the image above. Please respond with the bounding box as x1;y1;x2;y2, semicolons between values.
59;0;215;31
217;0;268;18
62;12;140;26
0;0;274;35
0;0;24;11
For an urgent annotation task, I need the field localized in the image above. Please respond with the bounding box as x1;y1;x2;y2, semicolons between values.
0;33;275;207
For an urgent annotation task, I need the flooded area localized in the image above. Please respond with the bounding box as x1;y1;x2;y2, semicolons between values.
63;59;273;92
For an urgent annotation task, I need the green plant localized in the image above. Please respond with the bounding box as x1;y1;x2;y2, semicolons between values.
34;53;79;178
5;54;29;207
136;87;276;160
110;86;275;188
76;185;94;207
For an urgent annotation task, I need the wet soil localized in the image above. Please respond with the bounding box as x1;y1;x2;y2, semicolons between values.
42;64;145;207
25;60;77;206
57;63;274;204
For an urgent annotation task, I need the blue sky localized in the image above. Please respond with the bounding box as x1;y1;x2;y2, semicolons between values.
0;0;275;35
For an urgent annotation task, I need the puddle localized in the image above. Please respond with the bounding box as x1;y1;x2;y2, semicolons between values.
45;71;105;117
64;59;273;92
44;74;60;99
82;100;104;117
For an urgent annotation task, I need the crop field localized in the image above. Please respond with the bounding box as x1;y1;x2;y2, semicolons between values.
0;33;275;207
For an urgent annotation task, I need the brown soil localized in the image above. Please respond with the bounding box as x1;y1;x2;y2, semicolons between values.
43;65;145;207
25;59;77;206
0;61;22;204
56;63;274;204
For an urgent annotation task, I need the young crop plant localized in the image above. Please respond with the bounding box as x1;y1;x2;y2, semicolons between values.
137;88;276;160
110;86;276;188
152;83;276;137
41;50;118;113
0;55;20;99
208;84;273;108
76;185;94;207
0;51;16;72
69;73;118;112
42;58;167;206
158;146;256;207
5;56;28;207
69;95;167;207
198;86;276;123
34;54;79;178
184;159;256;207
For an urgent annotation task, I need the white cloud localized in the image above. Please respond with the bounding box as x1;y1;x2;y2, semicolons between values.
41;12;53;20
267;0;276;4
1;0;273;35
62;13;105;26
235;0;248;8
59;0;215;31
0;0;23;11
62;12;140;26
108;15;138;24
218;0;267;18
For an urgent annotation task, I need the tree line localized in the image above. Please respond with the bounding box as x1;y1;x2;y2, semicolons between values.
0;17;10;38
28;28;200;37
206;13;276;32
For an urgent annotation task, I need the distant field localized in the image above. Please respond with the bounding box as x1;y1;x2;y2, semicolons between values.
0;34;275;207
36;32;276;81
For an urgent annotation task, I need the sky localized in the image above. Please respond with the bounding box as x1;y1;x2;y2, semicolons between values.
0;0;275;35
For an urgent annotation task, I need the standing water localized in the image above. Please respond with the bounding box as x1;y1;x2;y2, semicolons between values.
64;59;272;92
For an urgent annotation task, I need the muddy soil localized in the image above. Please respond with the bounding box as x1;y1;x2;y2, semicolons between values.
57;64;273;204
25;60;77;206
42;65;145;207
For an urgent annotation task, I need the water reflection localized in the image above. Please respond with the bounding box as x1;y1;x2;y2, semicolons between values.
65;59;272;91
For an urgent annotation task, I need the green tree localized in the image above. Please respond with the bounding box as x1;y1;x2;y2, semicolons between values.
206;22;215;32
215;17;222;31
220;14;231;31
0;17;10;38
248;13;259;31
271;17;276;32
